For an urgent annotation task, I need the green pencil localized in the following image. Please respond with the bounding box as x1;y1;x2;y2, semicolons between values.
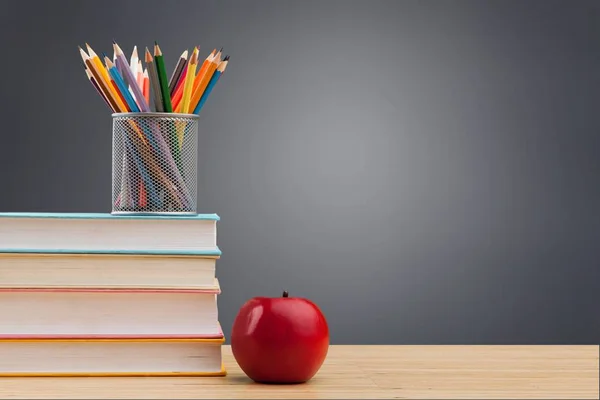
154;42;182;171
153;42;173;112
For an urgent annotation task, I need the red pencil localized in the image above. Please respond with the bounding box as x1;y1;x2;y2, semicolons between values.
170;64;188;107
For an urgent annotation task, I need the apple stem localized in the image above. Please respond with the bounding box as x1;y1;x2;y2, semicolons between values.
283;291;289;298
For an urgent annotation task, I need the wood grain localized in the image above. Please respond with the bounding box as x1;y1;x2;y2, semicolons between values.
0;345;597;399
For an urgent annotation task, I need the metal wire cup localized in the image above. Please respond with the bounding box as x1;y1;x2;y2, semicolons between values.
111;112;198;215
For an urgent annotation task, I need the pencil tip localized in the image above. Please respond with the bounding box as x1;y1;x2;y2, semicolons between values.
112;39;117;44
154;41;158;45
219;47;223;53
224;55;230;61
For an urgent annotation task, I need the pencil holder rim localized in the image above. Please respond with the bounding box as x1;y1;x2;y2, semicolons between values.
111;112;200;119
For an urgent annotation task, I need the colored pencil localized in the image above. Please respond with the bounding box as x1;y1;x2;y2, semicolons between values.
173;49;215;112
172;49;214;110
85;69;114;111
144;47;164;112
137;60;144;91
130;46;139;76
100;52;133;112
113;41;150;112
193;56;229;114
172;63;187;100
170;66;187;110
129;45;139;106
188;51;221;113
127;49;137;106
113;51;122;76
153;42;173;112
180;47;199;114
90;52;128;113
85;43;128;112
143;68;150;105
79;47;123;112
104;56;140;112
138;175;147;208
169;50;188;96
123;48;143;207
154;42;182;173
85;43;112;88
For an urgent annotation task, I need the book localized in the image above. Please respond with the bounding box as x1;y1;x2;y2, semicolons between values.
0;212;220;253
0;338;225;376
0;252;218;289
0;288;222;338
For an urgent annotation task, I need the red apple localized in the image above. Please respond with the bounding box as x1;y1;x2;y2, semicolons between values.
231;291;329;383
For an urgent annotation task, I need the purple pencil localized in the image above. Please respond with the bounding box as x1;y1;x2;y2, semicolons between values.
113;41;150;112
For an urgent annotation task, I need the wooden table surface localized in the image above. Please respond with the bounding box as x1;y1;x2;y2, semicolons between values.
0;345;597;399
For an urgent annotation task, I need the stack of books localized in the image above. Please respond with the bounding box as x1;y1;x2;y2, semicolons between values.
0;212;224;376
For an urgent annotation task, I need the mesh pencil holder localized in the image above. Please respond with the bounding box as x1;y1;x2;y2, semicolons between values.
111;112;198;215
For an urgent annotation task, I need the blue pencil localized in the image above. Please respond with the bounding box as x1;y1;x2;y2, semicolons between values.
193;56;229;114
104;55;140;112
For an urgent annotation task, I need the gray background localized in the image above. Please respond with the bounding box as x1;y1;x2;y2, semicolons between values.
0;0;598;344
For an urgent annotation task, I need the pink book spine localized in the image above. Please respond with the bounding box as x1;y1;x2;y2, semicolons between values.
0;287;221;294
0;333;224;340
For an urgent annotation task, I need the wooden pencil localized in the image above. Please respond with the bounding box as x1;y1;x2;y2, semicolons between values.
180;47;199;114
143;68;150;105
170;65;188;110
173;49;215;112
79;47;122;112
137;60;144;92
130;46;139;75
102;52;133;112
85;43;128;112
104;56;140;112
144;47;164;112
169;50;188;96
113;41;150;112
153;42;173;112
85;68;114;111
113;51;123;76
172;63;187;101
188;51;221;112
193;56;229;114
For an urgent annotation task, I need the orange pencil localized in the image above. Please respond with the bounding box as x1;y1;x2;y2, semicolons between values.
187;50;222;113
173;49;215;112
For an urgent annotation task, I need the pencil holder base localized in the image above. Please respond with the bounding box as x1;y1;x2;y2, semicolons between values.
111;113;198;215
111;211;198;216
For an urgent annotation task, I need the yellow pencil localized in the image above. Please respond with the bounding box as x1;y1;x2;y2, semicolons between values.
85;43;128;112
188;51;221;112
180;47;199;114
174;49;215;113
